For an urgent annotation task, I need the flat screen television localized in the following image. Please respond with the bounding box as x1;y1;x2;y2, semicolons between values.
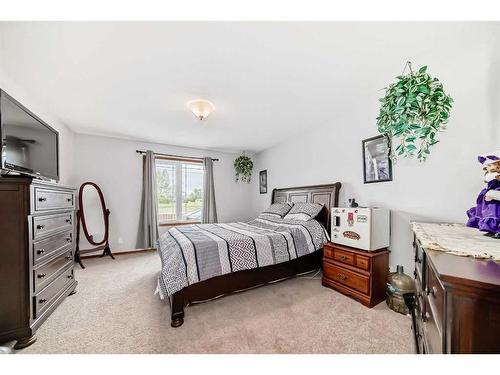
0;90;59;181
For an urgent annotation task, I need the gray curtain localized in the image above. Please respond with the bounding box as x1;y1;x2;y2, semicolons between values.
137;150;159;249
202;157;218;223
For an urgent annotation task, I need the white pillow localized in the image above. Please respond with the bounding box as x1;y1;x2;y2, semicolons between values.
259;202;293;219
284;202;324;221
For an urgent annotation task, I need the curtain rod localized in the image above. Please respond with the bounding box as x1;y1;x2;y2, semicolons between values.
135;150;219;162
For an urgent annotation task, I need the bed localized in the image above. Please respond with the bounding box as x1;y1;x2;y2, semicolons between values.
157;182;341;327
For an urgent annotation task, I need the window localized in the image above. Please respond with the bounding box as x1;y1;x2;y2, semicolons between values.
155;157;204;224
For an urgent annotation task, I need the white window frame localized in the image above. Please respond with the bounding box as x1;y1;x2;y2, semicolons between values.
155;156;204;226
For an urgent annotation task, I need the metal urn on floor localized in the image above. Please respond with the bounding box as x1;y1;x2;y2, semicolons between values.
386;265;416;314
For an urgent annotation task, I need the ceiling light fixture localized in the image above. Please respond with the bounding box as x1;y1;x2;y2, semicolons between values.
187;99;215;121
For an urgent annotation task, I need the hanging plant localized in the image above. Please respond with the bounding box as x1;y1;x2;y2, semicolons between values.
376;62;453;162
234;154;253;183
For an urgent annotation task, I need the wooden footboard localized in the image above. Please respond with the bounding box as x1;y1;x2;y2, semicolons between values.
169;250;322;327
170;291;185;328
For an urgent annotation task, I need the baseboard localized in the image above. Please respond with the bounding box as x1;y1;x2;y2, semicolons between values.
80;248;156;259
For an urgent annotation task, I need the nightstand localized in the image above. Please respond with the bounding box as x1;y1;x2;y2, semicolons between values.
322;242;389;307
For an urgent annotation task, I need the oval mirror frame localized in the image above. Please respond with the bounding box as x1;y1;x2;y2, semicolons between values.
78;182;109;246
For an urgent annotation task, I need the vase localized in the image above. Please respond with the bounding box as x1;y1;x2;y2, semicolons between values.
386;265;416;315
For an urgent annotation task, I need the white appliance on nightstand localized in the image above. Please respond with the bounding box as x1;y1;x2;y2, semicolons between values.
330;207;390;251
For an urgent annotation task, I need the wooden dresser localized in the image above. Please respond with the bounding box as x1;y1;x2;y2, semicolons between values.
322;242;389;307
412;223;500;353
0;177;77;349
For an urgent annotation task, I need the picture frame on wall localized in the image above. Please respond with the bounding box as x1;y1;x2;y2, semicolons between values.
362;135;393;184
259;170;267;194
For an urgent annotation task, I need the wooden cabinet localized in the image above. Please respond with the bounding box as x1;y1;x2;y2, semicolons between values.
0;177;77;349
412;228;500;354
322;243;389;307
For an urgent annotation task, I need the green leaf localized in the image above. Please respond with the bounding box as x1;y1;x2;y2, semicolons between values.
376;64;452;162
418;85;430;94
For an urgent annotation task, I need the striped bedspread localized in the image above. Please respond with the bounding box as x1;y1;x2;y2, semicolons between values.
157;217;329;298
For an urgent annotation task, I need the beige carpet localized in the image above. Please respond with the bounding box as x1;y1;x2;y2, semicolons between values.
20;251;414;354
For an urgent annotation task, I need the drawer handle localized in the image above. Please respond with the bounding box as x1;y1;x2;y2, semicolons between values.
422;311;430;322
36;224;45;230
37;273;46;279
67;274;73;279
66;219;72;223
39;298;47;304
66;255;73;260
336;273;347;280
426;286;438;296
66;237;72;242
37;249;45;255
339;255;348;261
66;198;72;202
416;257;422;264
38;197;47;202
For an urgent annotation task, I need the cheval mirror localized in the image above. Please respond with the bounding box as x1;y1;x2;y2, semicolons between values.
75;182;114;268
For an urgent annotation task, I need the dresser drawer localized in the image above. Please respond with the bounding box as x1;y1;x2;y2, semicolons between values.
414;300;425;353
355;255;369;270
415;270;424;308
33;248;73;293
32;212;74;240
422;295;442;354
33;230;73;265
32;187;75;213
426;263;444;331
34;266;74;319
414;240;424;280
324;246;334;259
323;261;370;294
332;248;355;266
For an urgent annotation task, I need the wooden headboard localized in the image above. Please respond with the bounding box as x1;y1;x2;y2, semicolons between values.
271;182;341;233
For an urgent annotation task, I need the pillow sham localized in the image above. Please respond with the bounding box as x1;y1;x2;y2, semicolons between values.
283;202;324;221
258;202;293;219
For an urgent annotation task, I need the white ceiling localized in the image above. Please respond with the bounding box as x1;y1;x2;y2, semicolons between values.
0;22;496;153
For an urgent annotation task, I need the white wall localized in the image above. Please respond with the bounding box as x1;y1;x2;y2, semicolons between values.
2;23;498;266
1;31;255;254
0;42;75;184
250;36;500;272
73;133;254;252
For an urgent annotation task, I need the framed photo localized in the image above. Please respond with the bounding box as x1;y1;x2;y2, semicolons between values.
362;135;393;184
259;170;267;194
